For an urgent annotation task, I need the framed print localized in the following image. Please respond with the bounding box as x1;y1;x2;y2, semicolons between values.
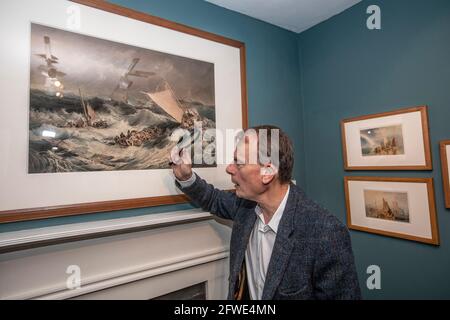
341;106;432;170
0;0;248;223
440;140;450;208
344;176;439;245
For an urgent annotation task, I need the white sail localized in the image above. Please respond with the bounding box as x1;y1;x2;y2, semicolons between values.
142;87;184;123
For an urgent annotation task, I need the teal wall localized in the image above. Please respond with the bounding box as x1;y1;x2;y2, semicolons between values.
0;1;305;231
298;0;450;298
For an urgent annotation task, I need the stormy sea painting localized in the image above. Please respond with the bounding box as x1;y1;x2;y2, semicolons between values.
29;23;216;174
364;189;410;223
360;125;405;157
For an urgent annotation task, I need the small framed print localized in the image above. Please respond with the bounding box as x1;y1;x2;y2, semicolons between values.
341;106;432;170
440;140;450;208
344;176;439;245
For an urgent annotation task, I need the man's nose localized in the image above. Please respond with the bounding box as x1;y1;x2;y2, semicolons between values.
226;163;236;175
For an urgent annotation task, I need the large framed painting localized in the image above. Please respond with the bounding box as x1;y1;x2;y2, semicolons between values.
344;176;439;245
341;106;432;170
0;0;248;223
440;140;450;208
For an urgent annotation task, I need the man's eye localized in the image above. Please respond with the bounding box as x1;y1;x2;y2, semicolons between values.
232;159;244;168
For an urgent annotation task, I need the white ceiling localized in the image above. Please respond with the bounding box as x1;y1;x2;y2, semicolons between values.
205;0;362;33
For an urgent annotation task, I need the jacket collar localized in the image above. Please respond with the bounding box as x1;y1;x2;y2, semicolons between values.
261;182;300;299
254;185;290;234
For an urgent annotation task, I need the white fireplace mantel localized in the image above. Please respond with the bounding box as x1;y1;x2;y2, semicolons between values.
0;209;232;300
0;209;213;252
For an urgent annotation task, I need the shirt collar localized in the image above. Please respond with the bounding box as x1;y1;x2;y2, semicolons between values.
254;185;290;234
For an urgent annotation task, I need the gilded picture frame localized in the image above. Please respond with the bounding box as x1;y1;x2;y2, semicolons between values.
341;106;432;170
344;176;439;245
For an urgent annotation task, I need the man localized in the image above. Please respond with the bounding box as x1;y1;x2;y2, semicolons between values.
170;125;361;300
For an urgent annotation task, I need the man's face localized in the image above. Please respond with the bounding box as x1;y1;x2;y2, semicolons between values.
225;135;266;200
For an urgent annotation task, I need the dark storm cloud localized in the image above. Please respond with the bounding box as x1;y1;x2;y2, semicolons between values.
30;23;215;105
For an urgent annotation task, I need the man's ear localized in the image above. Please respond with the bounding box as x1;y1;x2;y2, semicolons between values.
261;164;277;185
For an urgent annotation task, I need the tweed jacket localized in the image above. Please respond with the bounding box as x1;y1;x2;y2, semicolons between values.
176;174;361;300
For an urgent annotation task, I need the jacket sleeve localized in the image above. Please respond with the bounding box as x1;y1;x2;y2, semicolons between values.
175;173;242;221
313;219;362;300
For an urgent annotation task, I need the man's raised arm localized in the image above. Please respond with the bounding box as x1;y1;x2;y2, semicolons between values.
171;147;243;221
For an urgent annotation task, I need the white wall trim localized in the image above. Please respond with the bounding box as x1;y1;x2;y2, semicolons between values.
4;247;228;300
0;209;212;252
0;210;231;300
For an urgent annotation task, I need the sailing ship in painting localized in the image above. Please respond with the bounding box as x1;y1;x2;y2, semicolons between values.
29;23;216;173
364;189;410;223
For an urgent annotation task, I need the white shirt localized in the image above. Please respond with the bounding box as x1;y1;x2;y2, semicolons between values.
176;174;290;300
245;185;290;300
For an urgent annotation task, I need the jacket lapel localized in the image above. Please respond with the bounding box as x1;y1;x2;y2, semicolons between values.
261;185;298;300
229;209;257;298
